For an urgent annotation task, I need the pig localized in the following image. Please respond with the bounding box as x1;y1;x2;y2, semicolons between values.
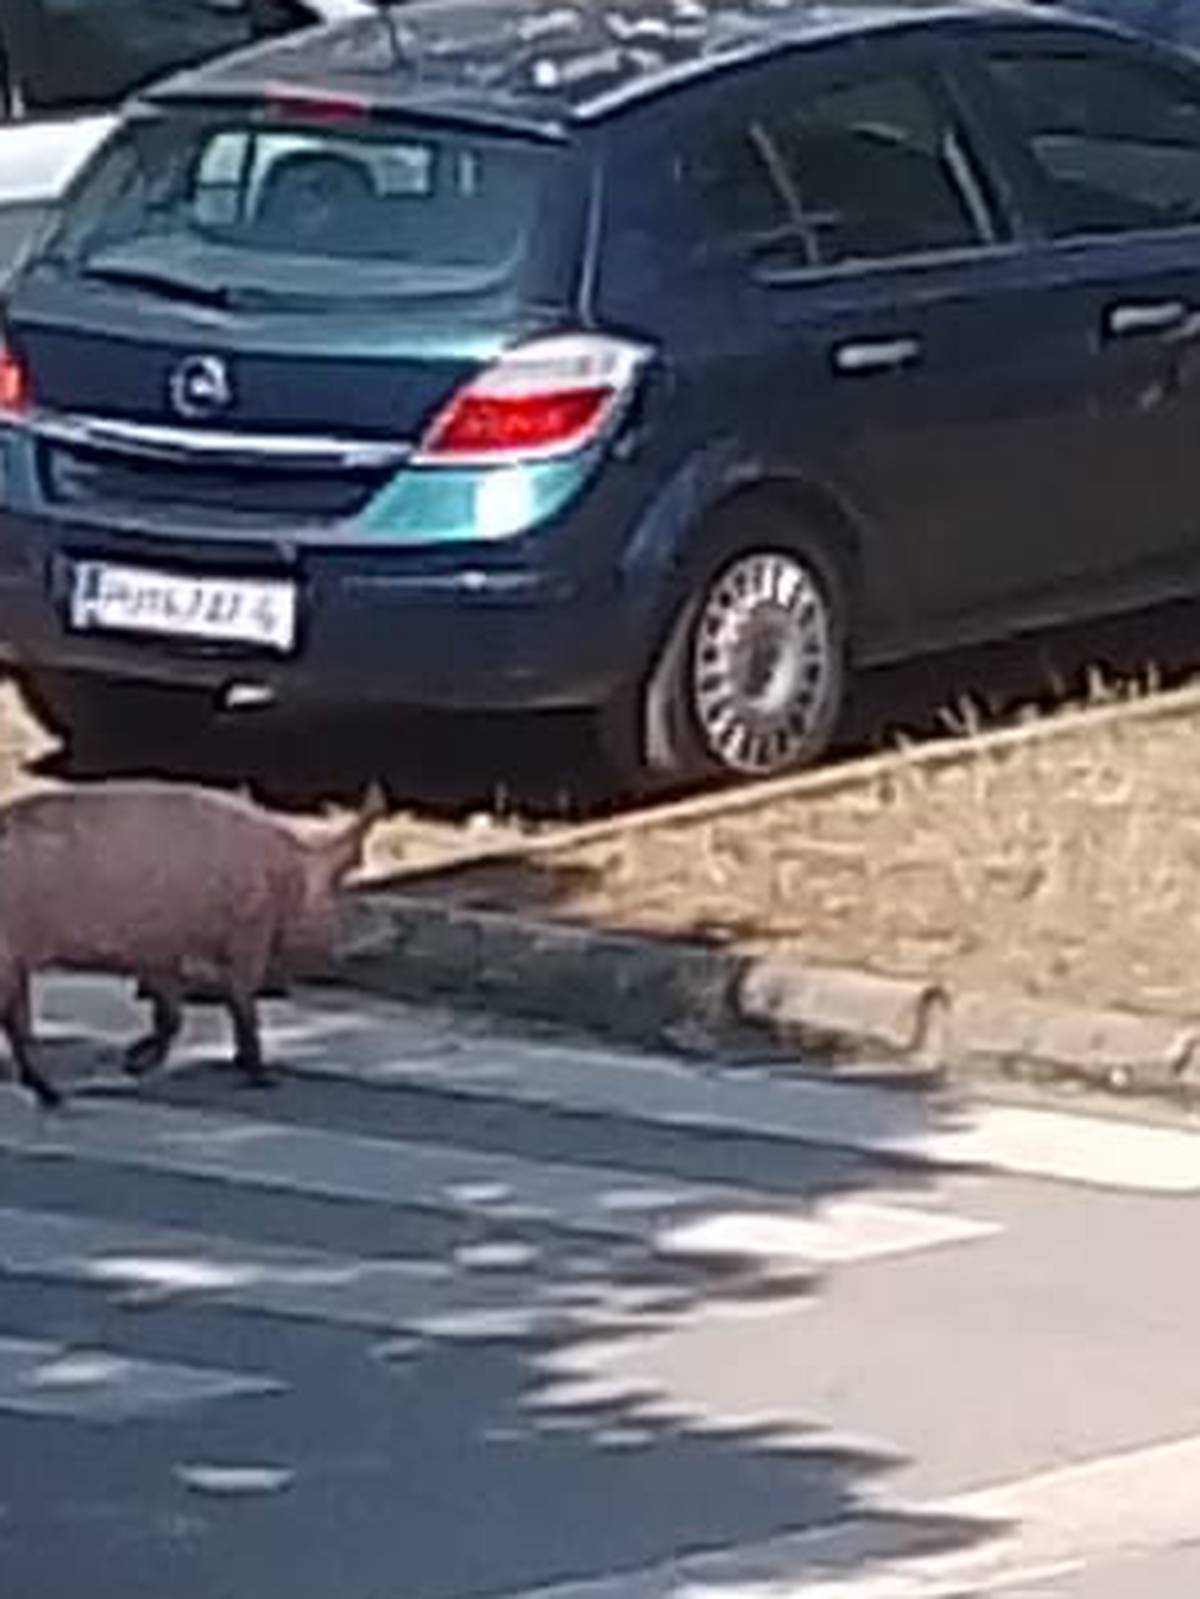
0;780;385;1108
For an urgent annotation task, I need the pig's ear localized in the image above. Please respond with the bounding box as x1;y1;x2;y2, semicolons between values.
312;783;387;884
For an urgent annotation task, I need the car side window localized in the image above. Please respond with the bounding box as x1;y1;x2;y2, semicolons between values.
676;68;995;270
6;0;308;117
984;47;1200;237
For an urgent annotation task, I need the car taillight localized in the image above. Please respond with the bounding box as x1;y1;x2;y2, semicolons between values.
0;337;28;418
417;334;651;466
263;85;371;124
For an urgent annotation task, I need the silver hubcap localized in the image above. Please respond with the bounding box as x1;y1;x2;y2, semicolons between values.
691;550;835;775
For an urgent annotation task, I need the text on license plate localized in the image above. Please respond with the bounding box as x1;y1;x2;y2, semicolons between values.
69;563;298;653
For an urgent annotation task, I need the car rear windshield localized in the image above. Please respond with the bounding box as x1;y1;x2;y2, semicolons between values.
36;109;577;309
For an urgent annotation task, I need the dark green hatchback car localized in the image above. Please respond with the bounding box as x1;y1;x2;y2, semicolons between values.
5;0;1200;784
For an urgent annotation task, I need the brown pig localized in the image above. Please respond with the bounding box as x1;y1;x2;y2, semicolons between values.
0;781;384;1107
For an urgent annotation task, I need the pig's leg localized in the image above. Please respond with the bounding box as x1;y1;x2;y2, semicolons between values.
226;985;272;1087
125;973;183;1078
217;922;274;1087
3;974;60;1110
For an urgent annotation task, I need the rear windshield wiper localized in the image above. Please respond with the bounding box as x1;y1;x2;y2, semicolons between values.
79;262;234;309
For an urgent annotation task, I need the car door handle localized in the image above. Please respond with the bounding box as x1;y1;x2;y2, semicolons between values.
832;336;922;375
1106;300;1189;339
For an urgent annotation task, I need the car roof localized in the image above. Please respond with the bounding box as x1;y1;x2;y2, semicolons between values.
145;0;1119;138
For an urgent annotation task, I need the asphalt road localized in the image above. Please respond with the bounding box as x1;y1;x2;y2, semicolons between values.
3;981;1200;1598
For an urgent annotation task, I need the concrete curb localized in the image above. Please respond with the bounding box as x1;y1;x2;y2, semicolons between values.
335;891;1200;1100
945;993;1199;1094
337;894;745;1047
737;956;950;1062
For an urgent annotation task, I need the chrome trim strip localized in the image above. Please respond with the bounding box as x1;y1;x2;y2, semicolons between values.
26;410;411;471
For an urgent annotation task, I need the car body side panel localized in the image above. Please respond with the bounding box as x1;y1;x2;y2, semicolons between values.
589;51;1110;656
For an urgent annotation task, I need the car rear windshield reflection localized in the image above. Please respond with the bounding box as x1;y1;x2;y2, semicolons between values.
40;114;560;305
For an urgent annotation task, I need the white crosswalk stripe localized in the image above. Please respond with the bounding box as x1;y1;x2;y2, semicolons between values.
39;974;1200;1194
0;1205;558;1338
2;974;1196;1591
0;974;1066;1436
0;1089;810;1242
260;995;1200;1195
0;1089;998;1264
0;993;1004;1423
657;1202;999;1267
0;1333;280;1422
0;1194;998;1347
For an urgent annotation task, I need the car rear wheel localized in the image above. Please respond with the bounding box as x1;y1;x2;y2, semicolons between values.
16;670;214;762
601;514;849;791
687;546;843;776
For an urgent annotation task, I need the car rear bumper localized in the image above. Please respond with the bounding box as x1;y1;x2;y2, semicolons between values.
0;513;649;713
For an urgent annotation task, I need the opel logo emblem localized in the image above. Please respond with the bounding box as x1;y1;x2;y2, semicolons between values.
169;354;233;422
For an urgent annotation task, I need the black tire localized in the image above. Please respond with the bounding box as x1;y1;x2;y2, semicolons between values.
600;509;849;791
16;670;214;763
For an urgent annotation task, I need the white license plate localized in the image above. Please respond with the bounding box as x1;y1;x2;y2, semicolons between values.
69;562;298;653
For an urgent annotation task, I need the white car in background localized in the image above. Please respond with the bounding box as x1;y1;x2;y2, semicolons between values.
0;0;373;277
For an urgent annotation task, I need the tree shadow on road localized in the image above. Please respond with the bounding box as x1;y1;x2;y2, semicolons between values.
0;978;1012;1599
3;598;1181;1595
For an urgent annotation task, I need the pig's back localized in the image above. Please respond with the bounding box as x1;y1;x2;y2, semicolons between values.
0;783;298;971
